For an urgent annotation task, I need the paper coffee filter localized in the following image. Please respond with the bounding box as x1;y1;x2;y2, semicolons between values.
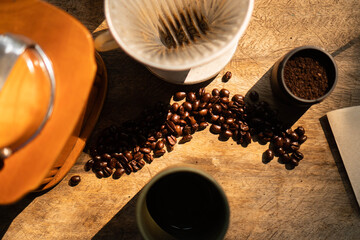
108;0;251;69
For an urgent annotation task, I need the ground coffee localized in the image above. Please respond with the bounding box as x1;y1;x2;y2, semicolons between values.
284;56;329;100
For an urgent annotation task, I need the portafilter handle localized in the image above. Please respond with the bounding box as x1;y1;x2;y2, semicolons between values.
0;33;56;160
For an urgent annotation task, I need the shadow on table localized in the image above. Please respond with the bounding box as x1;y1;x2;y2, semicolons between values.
0;189;51;238
243;66;310;129
320;116;360;215
92;192;143;240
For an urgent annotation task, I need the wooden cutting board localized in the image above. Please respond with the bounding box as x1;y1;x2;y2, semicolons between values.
327;106;360;207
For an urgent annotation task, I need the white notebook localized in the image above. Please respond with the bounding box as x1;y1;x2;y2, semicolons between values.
327;106;360;207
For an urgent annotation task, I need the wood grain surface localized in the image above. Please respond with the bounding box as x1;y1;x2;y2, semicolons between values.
1;0;360;239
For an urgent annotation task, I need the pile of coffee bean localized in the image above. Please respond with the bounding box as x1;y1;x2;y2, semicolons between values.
85;86;307;179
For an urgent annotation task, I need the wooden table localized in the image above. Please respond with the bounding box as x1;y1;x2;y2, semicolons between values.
1;0;360;239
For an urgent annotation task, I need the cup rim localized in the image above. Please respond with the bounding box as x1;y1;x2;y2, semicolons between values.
136;165;230;240
279;45;338;104
104;0;254;71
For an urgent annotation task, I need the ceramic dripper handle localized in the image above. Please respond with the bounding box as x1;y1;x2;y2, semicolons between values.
94;30;119;52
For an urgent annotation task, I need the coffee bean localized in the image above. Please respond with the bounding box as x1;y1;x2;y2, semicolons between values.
220;97;230;104
244;132;252;144
218;116;225;124
183;102;192;111
197;87;205;97
240;123;249;131
109;158;117;169
171;103;180;113
150;141;157;150
292;151;304;161
289;132;299;142
226;118;234;125
210;124;222;134
276;147;285;156
298;135;307;144
124;152;133;161
113;168;125;179
295;126;305;136
144;153;154;163
291;158;299;166
103;167;113;177
191;123;199;132
174;92;186;101
181;134;193;143
96;170;104;178
221;130;233;139
192;100;200;110
285;128;293;136
69;175;81;186
154;149;166;157
155;131;163;139
264;149;274;161
212;104;222;115
85;159;94;171
210;114;220;122
212;88;220;96
167;135;177;146
249;91;259;102
186;92;196;102
199;122;208;130
140;147;151;154
178;105;185;115
220;89;230;98
201;93;211;103
232;94;244;103
222;71;232;82
273;136;283;148
283;137;291;149
171;114;180;124
290;142;300;151
102;153;111;160
281;153;291;163
147;136;156;142
198;109;208;116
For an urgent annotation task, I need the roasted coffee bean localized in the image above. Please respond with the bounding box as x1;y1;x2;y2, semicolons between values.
212;88;220;96
155;140;164;149
290;158;299;166
150;141;157;150
273;136;284;148
220;97;230;104
96;170;104;178
218;116;225;124
94;155;102;161
292;151;304;161
249;91;259;102
124;152;133;161
171;114;180;124
192;100;200;111
264;149;274;161
69;175;81;186
232;94;244;103
103;167;113;177
174;92;186;101
147;136;156;142
220;89;230;98
134;152;144;161
290;142;300;151
285;128;293;136
166;120;176;133
154;149;166;157
222;71;232;82
109;158;118;169
276;147;285;156
210;124;222;134
102;153;112;160
167;135;177;146
183;102;192;111
298;135;307;144
133;145;140;153
99;161;108;168
240;123;249;131
137;159;146;168
221;130;233;139
191;123;199;132
197;87;205;97
144;153;154;163
201;93;211;103
140;147;151;154
183;125;192;135
295;126;305;136
226;118;235;125
289;132;299;142
186;92;196;102
221;123;229;130
85;159;94;171
174;125;182;136
212;104;222;115
155;131;163;139
181;134;193;143
171;103;180;113
178;105;185;115
198;109;208;116
210;114;220;122
281;153;291;163
199;122;209;130
283;137;291;149
244;132;252;144
199;101;207;109
113;168;125;179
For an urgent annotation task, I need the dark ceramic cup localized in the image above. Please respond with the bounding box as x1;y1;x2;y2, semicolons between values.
270;46;338;107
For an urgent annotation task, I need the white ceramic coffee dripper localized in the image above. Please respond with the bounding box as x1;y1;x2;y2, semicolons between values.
95;0;254;84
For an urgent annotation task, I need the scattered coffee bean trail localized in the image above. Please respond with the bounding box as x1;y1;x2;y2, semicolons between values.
84;84;307;180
